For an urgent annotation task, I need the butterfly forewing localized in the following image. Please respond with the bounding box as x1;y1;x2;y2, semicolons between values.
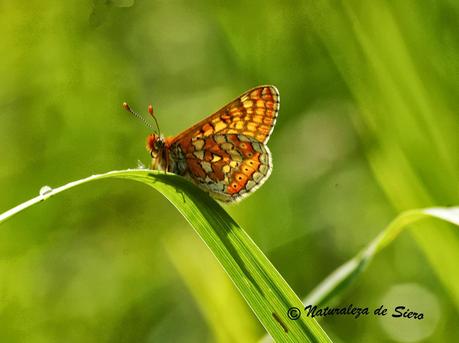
171;85;279;145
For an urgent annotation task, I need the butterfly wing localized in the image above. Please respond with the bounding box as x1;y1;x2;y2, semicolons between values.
170;134;272;202
166;85;279;202
171;85;279;145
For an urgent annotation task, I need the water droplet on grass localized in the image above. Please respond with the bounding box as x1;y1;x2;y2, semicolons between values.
39;185;53;196
137;160;146;169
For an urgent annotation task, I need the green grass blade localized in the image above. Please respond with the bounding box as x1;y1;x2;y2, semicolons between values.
164;229;261;342
305;207;459;306
0;169;332;342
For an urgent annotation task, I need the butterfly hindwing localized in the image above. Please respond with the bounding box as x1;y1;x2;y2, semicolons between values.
170;134;272;202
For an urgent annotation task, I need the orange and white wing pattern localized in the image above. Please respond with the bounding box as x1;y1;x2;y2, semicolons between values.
169;133;272;202
171;85;279;144
167;86;279;203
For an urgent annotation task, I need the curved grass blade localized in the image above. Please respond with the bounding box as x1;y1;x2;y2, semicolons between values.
0;169;331;342
305;207;459;306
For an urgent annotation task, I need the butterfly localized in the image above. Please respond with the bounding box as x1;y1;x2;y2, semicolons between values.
125;85;279;203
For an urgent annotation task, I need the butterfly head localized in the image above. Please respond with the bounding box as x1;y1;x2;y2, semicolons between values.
146;133;166;170
146;133;164;156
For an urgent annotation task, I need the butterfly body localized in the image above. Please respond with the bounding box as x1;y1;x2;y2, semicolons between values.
146;86;279;203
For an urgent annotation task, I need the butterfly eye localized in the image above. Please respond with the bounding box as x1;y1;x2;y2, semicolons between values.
154;141;163;151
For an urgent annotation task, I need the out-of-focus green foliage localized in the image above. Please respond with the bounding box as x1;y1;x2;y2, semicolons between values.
0;0;458;342
305;207;459;307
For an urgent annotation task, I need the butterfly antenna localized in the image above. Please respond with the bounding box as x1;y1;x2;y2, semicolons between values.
148;104;162;137
123;102;156;133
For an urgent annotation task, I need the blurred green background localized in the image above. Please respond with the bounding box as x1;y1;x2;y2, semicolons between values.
1;0;458;342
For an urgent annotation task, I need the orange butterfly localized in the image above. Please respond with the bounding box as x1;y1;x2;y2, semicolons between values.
125;86;279;203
